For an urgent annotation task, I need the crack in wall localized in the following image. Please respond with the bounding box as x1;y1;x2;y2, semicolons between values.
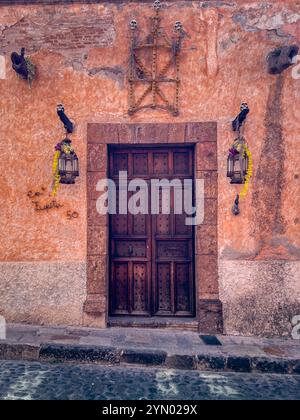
70;60;125;88
88;66;125;89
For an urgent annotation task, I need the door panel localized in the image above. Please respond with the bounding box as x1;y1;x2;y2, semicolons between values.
153;152;169;175
157;263;172;313
109;146;195;317
132;263;148;313
175;263;192;313
113;263;129;313
133;153;148;176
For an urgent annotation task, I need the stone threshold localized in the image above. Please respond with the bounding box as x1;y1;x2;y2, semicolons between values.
108;316;199;331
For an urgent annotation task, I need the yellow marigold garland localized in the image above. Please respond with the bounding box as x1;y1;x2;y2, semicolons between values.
240;146;253;199
52;151;61;197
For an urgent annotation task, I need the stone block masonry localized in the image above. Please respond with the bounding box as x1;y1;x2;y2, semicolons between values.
0;10;116;59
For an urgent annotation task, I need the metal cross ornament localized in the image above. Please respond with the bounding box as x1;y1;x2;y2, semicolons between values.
128;0;186;117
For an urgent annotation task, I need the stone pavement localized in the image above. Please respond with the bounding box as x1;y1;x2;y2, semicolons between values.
0;323;300;375
1;361;300;400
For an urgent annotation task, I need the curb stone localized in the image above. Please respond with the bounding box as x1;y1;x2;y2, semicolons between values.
0;342;299;375
0;343;40;361
227;356;252;373
166;355;197;370
252;358;290;375
197;354;226;371
292;362;300;375
120;349;167;366
196;354;300;375
39;344;121;364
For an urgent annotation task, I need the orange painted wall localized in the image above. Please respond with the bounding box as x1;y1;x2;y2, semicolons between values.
0;0;299;335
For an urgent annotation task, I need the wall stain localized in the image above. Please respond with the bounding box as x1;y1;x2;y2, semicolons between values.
88;66;125;89
253;73;286;244
70;61;125;88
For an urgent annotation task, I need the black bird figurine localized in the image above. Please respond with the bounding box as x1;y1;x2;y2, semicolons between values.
267;45;299;75
232;103;250;133
232;195;240;216
57;104;74;134
11;48;28;80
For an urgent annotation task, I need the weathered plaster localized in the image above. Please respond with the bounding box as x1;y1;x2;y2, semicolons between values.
0;262;86;326
0;54;5;78
233;5;300;33
219;260;300;338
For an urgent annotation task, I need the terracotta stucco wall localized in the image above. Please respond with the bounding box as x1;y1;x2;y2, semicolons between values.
0;0;299;336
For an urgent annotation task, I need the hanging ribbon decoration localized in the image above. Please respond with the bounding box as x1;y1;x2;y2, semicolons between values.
51;147;61;197
240;145;253;199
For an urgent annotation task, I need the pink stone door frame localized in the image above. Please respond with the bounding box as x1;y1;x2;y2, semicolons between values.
84;122;223;333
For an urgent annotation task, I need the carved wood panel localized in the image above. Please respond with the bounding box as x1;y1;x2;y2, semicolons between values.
109;146;195;317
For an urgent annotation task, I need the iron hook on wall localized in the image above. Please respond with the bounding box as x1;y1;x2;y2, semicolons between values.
57;104;74;134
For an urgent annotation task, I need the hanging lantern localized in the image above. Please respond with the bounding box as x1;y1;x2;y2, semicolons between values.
227;138;249;185
58;139;79;185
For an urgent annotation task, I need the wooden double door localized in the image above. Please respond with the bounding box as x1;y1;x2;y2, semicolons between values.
109;146;195;317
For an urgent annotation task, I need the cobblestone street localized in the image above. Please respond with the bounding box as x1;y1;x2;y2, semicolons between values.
0;360;299;400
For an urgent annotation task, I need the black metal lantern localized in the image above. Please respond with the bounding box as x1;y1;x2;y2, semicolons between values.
227;139;249;185
58;139;79;185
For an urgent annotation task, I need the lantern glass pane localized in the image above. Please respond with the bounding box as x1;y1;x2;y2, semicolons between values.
227;156;233;177
58;157;64;172
66;159;72;172
235;158;241;173
74;158;79;172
